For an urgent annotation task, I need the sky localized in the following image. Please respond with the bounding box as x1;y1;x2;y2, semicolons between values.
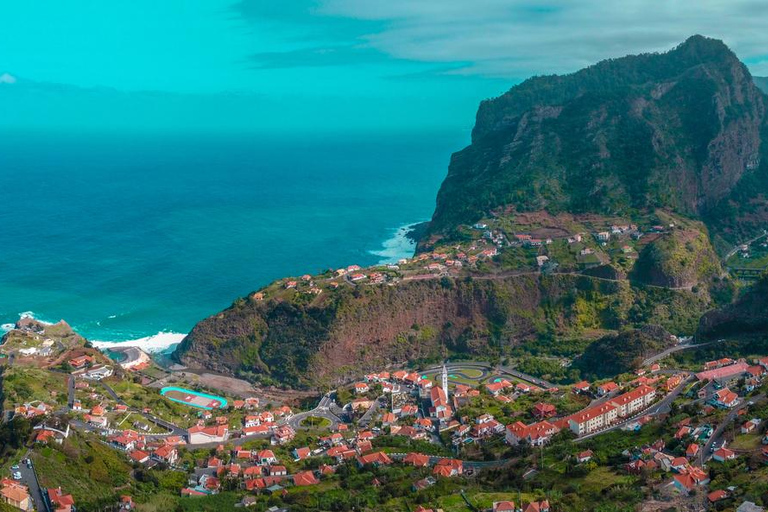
1;0;767;134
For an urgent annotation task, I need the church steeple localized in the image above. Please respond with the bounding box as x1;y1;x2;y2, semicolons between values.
441;363;449;398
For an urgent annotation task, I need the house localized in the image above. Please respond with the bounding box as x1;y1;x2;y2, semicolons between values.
128;450;150;464
493;502;516;512
293;471;320;486
109;434;137;452
68;355;94;369
670;456;689;472
153;445;178;465
704;358;735;370
293;447;311;461
412;477;436;491
576;450;594;463
354;382;370;394
357;451;393;467
257;449;278;465
47;487;76;511
81;365;114;380
567;403;618;436
506;421;559;446
742;418;761;434
1;482;31;511
712;388;739;409
665;374;686;392
532;403;556;419
595;232;611;241
696;362;749;384
188;425;228;444
713;447;736;462
433;458;462;477
516;383;532;394
485;380;512;396
685;443;699;459
708;490;729;503
522;500;550;512
403;453;430;467
597;382;619;396
269;466;287;477
608;385;656;417
84;414;109;428
673;467;710;495
572;381;590;394
674;425;692;440
272;425;295;445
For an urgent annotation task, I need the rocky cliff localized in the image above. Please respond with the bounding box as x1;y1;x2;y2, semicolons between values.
175;36;762;388
176;273;710;388
426;36;767;247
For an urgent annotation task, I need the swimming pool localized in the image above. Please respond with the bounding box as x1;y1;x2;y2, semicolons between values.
160;386;228;410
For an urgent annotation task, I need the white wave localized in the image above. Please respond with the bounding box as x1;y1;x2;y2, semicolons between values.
370;222;422;264
2;311;54;333
92;331;186;354
18;311;53;325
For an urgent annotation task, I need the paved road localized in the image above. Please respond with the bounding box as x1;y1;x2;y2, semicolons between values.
16;455;49;512
724;231;768;261
421;361;554;390
359;396;383;428
287;393;343;430
641;342;715;367
66;375;75;409
700;393;766;465
93;380;186;437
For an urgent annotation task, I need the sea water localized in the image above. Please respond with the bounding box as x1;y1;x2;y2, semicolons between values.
0;129;465;352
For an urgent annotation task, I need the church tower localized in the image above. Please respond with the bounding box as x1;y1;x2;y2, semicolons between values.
441;363;449;398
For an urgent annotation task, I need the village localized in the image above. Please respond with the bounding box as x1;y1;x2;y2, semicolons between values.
5;311;768;512
246;211;687;306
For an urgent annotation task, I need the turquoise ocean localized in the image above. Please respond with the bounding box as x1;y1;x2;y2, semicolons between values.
0;130;465;352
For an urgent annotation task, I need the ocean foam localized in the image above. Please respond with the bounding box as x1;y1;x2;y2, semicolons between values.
92;331;186;354
370;222;421;264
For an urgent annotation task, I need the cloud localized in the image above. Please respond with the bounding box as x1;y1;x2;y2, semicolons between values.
0;72;17;84
249;45;390;69
235;0;768;78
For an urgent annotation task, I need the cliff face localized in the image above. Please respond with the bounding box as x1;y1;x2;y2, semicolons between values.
427;36;767;243
574;325;676;379
698;274;768;339
632;227;720;289
175;36;761;388
176;273;709;387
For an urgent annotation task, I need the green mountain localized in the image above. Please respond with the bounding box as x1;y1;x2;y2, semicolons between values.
755;76;768;94
176;273;709;388
175;36;762;387
426;36;767;250
698;273;768;339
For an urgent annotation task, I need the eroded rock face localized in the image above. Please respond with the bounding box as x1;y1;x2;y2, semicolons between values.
427;36;766;240
175;272;710;388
